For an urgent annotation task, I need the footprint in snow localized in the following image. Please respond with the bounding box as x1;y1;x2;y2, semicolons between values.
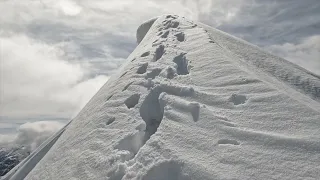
154;45;165;61
146;68;162;79
218;139;240;145
141;51;150;57
122;82;134;91
137;63;148;74
175;32;185;42
141;160;191;180
124;93;140;109
229;94;247;105
120;71;128;78
106;117;116;125
161;31;169;38
107;94;113;101
173;53;189;75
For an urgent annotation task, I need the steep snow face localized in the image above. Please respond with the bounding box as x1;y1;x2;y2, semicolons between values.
22;15;320;180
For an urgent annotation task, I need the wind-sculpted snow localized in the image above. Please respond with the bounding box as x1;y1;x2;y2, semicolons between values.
9;14;320;180
201;23;320;102
136;17;158;44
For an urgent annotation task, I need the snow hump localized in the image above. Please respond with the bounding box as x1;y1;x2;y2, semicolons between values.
136;17;158;44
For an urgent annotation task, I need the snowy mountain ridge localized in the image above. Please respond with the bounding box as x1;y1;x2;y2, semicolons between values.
5;14;320;180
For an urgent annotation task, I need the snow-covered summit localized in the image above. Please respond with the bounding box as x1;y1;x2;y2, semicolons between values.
6;14;320;180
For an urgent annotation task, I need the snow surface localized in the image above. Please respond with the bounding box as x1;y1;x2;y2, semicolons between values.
8;14;320;180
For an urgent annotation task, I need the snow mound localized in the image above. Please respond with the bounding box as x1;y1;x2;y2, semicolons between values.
8;14;320;180
136;17;158;44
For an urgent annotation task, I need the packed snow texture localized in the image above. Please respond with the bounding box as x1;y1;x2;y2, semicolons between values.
11;15;320;180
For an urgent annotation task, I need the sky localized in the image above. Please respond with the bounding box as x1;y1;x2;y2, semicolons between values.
0;0;319;150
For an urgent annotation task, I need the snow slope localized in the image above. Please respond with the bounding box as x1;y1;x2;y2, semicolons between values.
13;15;320;179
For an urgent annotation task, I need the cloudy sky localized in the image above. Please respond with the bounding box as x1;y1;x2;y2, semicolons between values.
0;0;319;149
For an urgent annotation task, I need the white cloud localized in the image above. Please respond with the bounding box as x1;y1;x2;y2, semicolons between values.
267;35;320;75
55;75;108;117
0;121;64;153
15;121;64;152
0;34;109;118
56;0;83;16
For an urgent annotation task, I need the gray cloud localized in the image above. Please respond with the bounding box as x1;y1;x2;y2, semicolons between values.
215;0;320;45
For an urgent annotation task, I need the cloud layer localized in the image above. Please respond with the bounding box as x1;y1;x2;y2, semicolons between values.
0;121;64;152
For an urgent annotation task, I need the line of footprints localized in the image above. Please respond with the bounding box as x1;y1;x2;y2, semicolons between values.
116;15;245;148
105;15;246;180
107;16;250;177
